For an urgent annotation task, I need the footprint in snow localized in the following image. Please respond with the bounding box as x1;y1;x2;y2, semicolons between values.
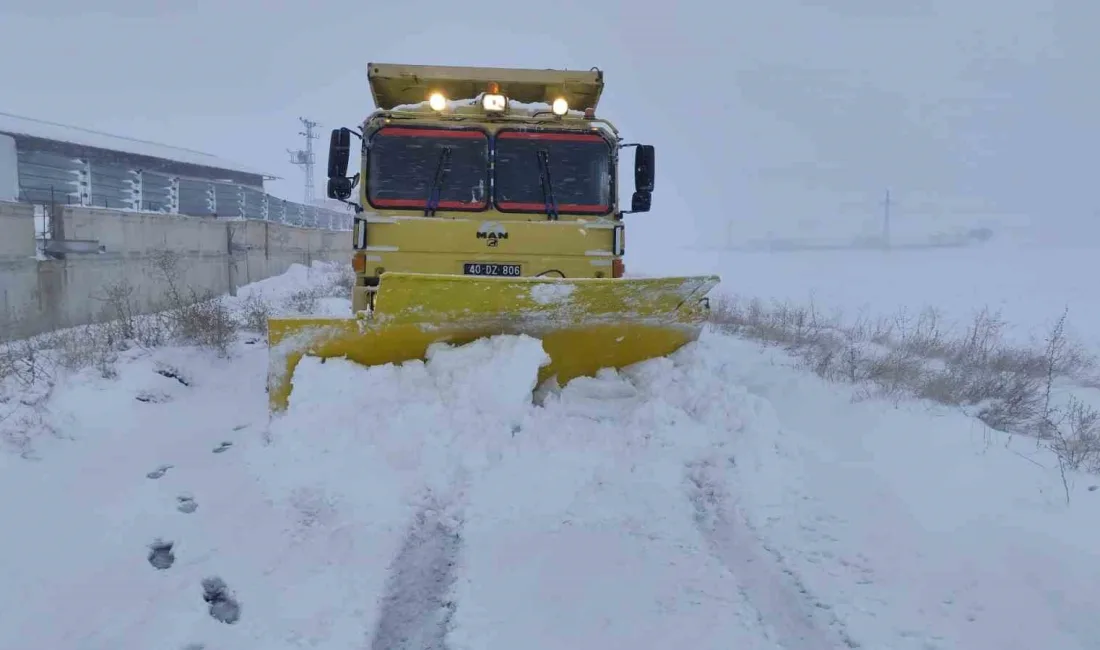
202;576;241;624
148;540;175;570
147;464;173;479
212;441;233;453
177;495;198;514
155;366;191;386
135;391;171;404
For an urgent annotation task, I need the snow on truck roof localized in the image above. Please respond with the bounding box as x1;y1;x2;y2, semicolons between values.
0;111;278;179
367;62;604;112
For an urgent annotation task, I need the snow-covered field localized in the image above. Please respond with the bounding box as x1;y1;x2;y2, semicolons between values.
636;239;1100;353
2;248;1100;650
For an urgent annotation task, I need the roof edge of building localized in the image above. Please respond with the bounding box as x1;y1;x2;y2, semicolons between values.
0;111;279;180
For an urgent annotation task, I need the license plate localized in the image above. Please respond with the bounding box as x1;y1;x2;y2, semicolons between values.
463;263;521;277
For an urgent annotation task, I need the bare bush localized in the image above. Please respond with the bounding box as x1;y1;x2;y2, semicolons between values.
176;294;237;356
238;293;273;335
50;326;119;379
150;250;238;356
863;349;926;400
1035;311;1100;501
327;264;356;299
92;279;169;349
895;308;951;358
282;286;323;314
95;280;139;343
1049;398;1100;473
0;339;54;392
0;336;61;455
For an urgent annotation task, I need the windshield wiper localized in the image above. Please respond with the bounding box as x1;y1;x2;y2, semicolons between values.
424;146;452;217
536;149;559;221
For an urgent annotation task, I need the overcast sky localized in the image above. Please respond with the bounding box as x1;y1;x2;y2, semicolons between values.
1;0;1096;247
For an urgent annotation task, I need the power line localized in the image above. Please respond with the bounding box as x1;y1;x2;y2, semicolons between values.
882;188;891;248
287;117;320;206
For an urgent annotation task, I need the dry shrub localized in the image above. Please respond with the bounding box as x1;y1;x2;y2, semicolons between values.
238;293;273;335
173;294;236;356
328;264;356;298
1049;397;1100;473
0;339;53;391
282;286;324;314
49;326;119;379
150;250;238;357
92;278;170;349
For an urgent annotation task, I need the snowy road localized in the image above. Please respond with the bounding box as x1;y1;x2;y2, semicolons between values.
264;334;853;650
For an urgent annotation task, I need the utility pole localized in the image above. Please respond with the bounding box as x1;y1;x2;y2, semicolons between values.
882;188;892;249
287;117;320;206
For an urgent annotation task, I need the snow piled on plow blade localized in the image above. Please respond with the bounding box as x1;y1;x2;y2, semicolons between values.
266;271;719;412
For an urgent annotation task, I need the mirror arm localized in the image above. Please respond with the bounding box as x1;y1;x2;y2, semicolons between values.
332;172;363;213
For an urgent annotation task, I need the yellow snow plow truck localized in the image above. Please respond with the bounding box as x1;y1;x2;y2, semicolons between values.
267;62;720;412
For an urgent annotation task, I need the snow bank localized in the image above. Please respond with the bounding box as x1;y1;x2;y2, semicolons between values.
717;332;1100;649
0;259;352;455
0;343;276;650
233;259;353;318
234;261;345;302
0;260;356;649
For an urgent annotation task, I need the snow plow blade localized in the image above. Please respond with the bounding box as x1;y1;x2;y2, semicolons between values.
267;272;719;413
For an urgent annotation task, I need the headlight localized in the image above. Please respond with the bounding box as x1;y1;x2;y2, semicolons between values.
482;93;507;112
428;93;447;111
552;97;569;116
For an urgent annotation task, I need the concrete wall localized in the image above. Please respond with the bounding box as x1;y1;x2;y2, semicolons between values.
0;135;16;202
0;202;352;340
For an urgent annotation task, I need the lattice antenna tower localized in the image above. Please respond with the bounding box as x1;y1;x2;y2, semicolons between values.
287;117;320;205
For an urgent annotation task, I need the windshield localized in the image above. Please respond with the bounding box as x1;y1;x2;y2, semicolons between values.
493;131;613;215
366;127;489;211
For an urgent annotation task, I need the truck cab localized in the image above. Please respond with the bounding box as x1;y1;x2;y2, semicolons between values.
324;63;656;315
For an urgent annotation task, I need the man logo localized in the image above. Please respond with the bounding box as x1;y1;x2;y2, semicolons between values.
476;221;508;247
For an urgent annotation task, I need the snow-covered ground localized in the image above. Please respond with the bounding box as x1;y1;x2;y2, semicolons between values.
635;239;1100;353
2;250;1100;650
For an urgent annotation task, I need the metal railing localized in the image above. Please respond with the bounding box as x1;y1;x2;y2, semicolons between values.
15;180;353;231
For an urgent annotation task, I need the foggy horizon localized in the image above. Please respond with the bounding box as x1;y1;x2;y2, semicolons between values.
2;0;1096;248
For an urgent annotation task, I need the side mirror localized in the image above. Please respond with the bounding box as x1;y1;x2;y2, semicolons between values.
634;144;654;193
328;128;351;179
327;177;354;201
630;190;651;213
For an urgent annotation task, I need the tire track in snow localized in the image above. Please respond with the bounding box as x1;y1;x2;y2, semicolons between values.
686;458;858;649
369;489;464;650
